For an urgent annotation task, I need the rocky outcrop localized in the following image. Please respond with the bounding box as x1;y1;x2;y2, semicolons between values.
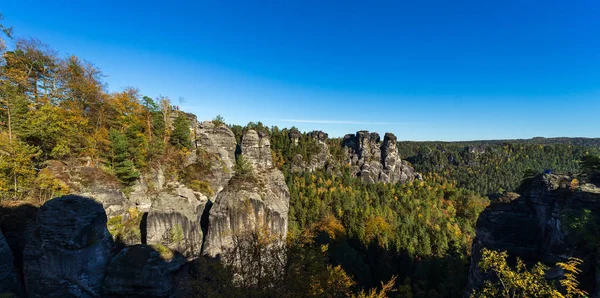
189;121;237;197
306;130;330;172
145;182;206;260
203;130;290;258
23;195;114;298
290;130;331;173
0;229;22;297
289;128;302;146
102;244;187;298
240;129;273;170
342;131;418;184
44;159;129;217
0;203;37;296
126;121;237;260
467;174;600;295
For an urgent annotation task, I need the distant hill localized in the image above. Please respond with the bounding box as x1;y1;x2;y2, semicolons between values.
397;138;600;196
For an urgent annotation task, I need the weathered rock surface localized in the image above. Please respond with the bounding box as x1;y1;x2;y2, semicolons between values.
342;131;418;184
241;129;273;170
146;182;207;260
44;159;129;217
0;203;37;295
290;130;331;173
467;174;600;295
288;128;302;146
203;130;290;258
23;195;114;298
103;244;187;298
129;121;238;260
190;121;237;197
0;229;22;297
203;170;290;257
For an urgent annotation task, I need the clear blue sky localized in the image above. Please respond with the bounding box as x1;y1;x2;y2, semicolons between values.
3;0;599;141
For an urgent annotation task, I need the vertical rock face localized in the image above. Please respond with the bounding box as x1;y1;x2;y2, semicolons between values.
102;244;187;298
145;183;206;260
203;130;290;258
0;230;22;297
342;131;418;184
467;174;600;295
240;129;273;170
129;121;238;261
192;121;237;196
23;195;114;298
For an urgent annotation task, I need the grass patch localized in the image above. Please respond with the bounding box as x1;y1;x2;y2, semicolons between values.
152;243;174;260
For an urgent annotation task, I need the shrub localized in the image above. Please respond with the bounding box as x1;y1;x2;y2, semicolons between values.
188;180;214;197
152;244;174;260
212;114;225;127
107;207;143;245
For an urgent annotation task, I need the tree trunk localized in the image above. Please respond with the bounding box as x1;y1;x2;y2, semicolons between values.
7;104;11;142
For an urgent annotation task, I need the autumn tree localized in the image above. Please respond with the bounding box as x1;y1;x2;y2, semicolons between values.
472;249;587;298
0;131;40;200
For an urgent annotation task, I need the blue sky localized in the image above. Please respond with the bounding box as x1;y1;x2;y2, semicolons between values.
2;0;599;141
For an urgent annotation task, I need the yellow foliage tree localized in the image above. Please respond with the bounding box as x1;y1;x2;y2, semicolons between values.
472;249;587;298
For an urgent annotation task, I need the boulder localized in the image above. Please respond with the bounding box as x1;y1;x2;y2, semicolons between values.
23;195;114;298
103;244;187;298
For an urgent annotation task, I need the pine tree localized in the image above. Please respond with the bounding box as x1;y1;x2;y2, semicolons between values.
169;115;191;149
109;129;139;185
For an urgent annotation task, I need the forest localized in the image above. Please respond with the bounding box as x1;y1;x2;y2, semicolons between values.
398;140;600;196
1;15;598;298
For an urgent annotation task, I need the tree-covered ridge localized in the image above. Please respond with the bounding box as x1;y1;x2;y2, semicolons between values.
399;141;600;196
0;29;193;200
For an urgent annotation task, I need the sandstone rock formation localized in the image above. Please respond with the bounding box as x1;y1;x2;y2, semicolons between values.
288;128;302;146
342;131;418;184
203;129;290;258
124;121;238;260
44;159;129;217
467;174;600;295
0;229;22;297
102;244;187;298
289;130;331;173
0;203;37;297
189;121;237;197
240;129;273;170
145;182;206;260
23;195;114;298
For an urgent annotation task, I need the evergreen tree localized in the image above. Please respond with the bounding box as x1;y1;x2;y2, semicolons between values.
169;115;191;149
109;129;139;185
